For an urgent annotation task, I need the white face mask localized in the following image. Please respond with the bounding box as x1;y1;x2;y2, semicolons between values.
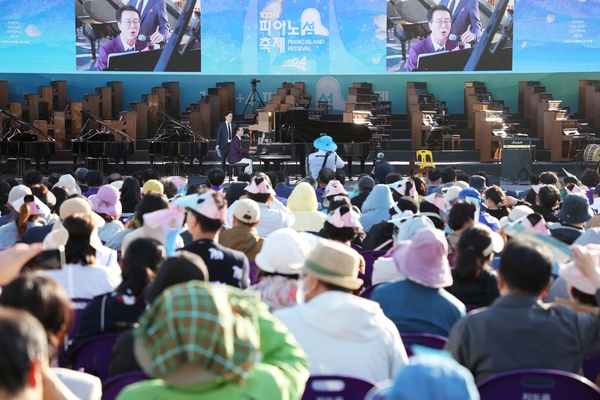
296;275;311;304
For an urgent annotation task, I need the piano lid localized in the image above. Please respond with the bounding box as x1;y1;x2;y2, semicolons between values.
155;110;208;142
0;109;55;142
80;110;134;142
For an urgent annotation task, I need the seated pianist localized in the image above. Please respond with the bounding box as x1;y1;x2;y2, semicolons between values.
97;6;149;71
229;126;254;174
406;5;458;72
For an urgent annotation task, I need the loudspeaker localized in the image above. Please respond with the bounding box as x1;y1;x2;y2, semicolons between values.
501;149;532;180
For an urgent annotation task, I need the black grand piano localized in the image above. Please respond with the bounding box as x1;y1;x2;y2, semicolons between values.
0;109;55;174
72;110;134;172
257;110;372;178
149;111;209;176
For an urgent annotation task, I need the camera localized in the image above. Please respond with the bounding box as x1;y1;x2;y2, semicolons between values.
251;78;261;86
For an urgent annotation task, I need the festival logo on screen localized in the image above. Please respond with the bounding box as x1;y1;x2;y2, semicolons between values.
258;1;330;74
316;77;346;112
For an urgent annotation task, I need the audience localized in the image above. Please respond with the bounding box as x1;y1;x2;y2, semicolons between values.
287;182;326;232
0;185;45;248
69;238;166;349
83;170;104;198
359;184;395;233
275;239;408;382
218;198;264;262
119;177;141;214
89;184;124;242
446;200;476;253
206;167;226;193
351;175;375;211
446;225;503;307
226;173;295;237
0;307;77;400
446;239;600;383
549;193;592;244
371;227;466;337
118;281;309;399
4;166;600;399
43;213;121;298
275;171;294;198
75;168;89;193
0;275;102;400
251;228;310;310
108;251;209;377
175;190;250;288
362;196;419;251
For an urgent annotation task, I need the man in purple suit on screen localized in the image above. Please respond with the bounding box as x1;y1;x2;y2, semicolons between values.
439;0;481;44
97;6;148;71
127;0;170;45
406;5;458;72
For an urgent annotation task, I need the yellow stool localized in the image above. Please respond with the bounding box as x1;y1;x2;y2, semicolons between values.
415;150;435;177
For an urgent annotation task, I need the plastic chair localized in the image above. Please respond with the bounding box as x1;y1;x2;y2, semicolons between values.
583;353;600;387
465;304;481;313
359;283;384;300
415;150;435;173
477;369;600;400
350;242;363;252
249;261;259;284
61;333;120;382
401;333;448;357
358;250;386;288
302;375;377;400
68;298;92;340
101;371;149;400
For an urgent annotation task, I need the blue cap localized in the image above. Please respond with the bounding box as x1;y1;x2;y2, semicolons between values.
386;353;480;400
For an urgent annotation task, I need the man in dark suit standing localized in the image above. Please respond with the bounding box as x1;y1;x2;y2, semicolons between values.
97;6;148;71
215;111;237;172
127;0;170;45
439;0;481;44
406;5;458;72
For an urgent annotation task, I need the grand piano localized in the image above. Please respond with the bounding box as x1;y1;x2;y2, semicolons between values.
149;111;209;175
72;110;135;172
257;111;372;178
0;109;55;174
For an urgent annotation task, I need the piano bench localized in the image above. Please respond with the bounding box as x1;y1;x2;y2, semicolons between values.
227;163;249;182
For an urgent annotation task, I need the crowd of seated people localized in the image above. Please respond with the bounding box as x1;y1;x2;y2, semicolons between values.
4;165;600;400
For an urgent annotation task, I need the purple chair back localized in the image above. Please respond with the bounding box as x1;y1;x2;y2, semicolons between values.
358;250;386;288
61;333;120;382
302;375;376;400
68;298;92;340
465;304;481;313
401;333;448;357
101;371;149;400
583;353;600;387
447;252;455;268
477;369;600;400
249;261;259;284
350;242;363;252
359;283;384;300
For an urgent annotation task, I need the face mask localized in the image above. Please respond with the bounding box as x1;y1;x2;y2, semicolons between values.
296;275;311;304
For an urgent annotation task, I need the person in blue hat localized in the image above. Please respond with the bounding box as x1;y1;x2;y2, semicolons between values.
308;135;345;179
457;188;501;232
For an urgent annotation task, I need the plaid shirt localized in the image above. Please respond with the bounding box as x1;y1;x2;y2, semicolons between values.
135;281;261;385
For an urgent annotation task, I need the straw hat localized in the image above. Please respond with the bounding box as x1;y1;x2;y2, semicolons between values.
302;239;363;290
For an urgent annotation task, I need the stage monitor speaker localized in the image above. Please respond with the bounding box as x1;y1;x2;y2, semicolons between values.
501;138;532;181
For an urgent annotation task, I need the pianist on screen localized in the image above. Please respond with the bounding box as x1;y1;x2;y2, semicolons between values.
405;5;458;72
97;6;149;71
